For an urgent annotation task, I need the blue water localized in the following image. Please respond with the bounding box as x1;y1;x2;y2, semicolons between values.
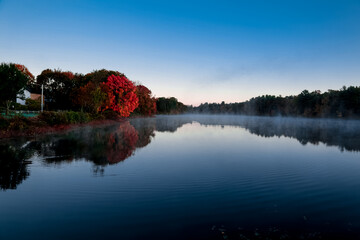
1;115;360;239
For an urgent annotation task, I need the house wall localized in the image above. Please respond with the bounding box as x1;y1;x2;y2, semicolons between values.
16;90;31;105
16;91;45;105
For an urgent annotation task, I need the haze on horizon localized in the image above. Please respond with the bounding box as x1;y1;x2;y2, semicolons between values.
0;0;359;106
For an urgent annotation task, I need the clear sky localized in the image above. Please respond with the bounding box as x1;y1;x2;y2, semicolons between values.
1;0;359;106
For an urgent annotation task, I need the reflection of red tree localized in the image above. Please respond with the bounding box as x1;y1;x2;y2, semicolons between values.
106;121;139;164
136;126;155;148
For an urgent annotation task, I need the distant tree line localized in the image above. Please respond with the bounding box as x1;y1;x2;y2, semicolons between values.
190;87;360;118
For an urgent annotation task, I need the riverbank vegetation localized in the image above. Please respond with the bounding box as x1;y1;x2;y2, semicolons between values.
0;63;187;137
156;97;187;114
2;61;360;139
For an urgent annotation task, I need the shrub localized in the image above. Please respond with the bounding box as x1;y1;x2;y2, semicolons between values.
38;111;65;125
38;111;91;125
7;116;30;131
101;110;120;120
0;116;9;129
25;98;41;111
64;111;90;124
13;102;28;111
91;113;106;120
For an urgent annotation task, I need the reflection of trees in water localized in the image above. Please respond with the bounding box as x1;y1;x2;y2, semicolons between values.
39;121;153;165
151;115;360;152
185;115;360;152
34;119;158;166
0;143;33;190
240;119;360;152
131;116;194;133
130;118;156;148
0;120;156;189
1;115;359;190
106;122;138;164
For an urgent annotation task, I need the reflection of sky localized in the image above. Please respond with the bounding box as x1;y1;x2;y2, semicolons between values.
1;0;360;105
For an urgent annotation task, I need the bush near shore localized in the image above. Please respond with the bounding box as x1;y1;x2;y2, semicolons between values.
0;111;121;134
38;111;91;125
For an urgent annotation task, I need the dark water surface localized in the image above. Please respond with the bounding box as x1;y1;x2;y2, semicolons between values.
1;115;360;239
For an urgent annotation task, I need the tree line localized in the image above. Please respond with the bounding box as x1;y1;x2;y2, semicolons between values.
190;87;360;118
3;62;358;119
0;63;187;118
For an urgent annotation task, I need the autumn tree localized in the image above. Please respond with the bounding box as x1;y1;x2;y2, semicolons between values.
134;85;157;116
100;74;139;117
84;69;122;86
14;64;35;80
0;63;31;115
74;70;139;117
73;81;107;113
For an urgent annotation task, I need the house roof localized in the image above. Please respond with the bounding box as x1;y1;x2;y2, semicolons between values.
25;85;42;94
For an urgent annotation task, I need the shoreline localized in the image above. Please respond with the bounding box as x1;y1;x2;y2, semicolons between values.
2;113;358;140
0;118;126;140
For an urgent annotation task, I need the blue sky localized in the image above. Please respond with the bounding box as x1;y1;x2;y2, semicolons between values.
1;0;359;105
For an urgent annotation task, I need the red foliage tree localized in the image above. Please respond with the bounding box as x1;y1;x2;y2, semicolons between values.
135;85;157;116
14;64;34;80
100;74;139;117
62;71;75;80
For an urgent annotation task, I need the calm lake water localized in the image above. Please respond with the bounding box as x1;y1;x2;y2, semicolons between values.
1;114;360;239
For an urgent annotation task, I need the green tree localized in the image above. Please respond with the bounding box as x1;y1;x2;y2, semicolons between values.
25;98;41;111
0;63;30;115
156;97;186;114
34;69;81;110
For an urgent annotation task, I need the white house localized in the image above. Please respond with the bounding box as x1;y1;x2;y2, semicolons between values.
16;89;31;105
16;89;44;105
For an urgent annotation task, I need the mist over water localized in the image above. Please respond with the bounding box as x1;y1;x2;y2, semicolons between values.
1;115;360;239
153;114;360;152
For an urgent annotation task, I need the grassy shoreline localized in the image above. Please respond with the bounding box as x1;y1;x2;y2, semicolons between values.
0;111;128;139
0;118;128;139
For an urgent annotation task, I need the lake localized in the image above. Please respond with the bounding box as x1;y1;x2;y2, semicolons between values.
1;114;360;239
